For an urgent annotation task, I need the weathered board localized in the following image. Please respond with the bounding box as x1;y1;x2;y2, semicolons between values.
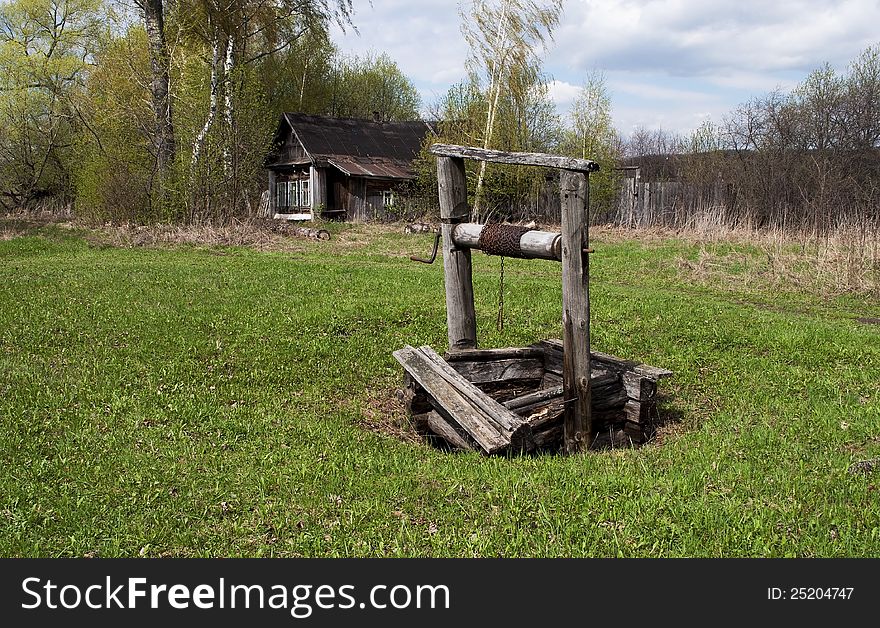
430;144;599;173
393;345;535;454
426;411;477;451
445;346;545;363
448;358;544;385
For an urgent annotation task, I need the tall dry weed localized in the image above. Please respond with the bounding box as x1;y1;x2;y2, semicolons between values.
595;210;879;296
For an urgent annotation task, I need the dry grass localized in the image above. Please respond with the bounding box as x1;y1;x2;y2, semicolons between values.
5;210;877;296
0;212;67;241
355;387;425;446
82;219;322;252
592;214;880;297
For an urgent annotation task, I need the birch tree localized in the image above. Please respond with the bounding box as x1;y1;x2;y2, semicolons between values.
570;70;614;160
459;0;562;217
184;0;354;217
565;70;621;219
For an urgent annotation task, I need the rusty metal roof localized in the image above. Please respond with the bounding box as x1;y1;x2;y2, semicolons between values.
327;156;414;179
277;113;434;180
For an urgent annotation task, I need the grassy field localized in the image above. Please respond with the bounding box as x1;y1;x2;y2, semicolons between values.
1;219;878;557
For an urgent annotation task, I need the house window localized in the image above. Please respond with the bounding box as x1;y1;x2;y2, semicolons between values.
300;179;310;208
275;178;311;211
276;180;289;209
382;190;395;207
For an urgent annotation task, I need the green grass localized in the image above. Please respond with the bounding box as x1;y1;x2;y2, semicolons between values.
1;221;878;557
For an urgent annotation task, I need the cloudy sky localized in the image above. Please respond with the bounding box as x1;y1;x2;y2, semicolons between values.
330;0;880;137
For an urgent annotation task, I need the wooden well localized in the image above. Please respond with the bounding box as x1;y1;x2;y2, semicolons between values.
394;144;672;455
396;341;671;455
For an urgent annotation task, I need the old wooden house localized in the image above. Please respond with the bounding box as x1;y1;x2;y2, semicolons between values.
265;113;434;221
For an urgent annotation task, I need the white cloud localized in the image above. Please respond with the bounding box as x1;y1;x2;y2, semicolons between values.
703;71;799;94
549;0;880;77
328;0;880;134
329;0;467;90
545;80;582;109
611;80;714;103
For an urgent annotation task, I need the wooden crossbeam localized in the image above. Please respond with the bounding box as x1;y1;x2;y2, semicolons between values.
431;144;599;173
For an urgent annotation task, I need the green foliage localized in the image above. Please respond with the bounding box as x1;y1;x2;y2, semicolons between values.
0;0;104;210
72;27;156;223
1;0;422;223
263;47;421;121
259;28;338;115
428;72;564;222
324;52;422;121
458;0;563;217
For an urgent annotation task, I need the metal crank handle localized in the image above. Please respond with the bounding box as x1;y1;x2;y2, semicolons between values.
410;230;442;264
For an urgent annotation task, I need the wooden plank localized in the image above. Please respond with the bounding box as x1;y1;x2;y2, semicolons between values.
542;371;562;388
590;372;622;396
533;424;564;449
592;349;672;380
310;166;327;216
538;339;672;381
348;178;367;221
509;378;624;426
592;387;628;411
417;346;535;453
448;358;544;385
623;421;645;443
503;385;564;411
431;144;599;174
445;347;545;362
623;399;652;424
393;346;508;454
437;156;477;351
394;345;536;454
560;170;592;453
426;411;477;451
521;400;565;430
632;363;673;380
473;380;540;403
539;344;611;380
622;372;657;401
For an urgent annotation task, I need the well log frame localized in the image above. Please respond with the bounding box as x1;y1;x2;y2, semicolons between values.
429;144;597;453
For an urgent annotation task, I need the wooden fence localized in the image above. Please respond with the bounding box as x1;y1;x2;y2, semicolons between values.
614;175;733;227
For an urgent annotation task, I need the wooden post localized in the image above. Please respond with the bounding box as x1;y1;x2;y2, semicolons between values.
268;170;277;216
437;156;476;350
310;165;327;219
560;170;592;453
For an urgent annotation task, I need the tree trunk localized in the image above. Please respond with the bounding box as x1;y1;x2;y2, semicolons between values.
191;36;220;174
222;34;234;177
142;0;176;180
